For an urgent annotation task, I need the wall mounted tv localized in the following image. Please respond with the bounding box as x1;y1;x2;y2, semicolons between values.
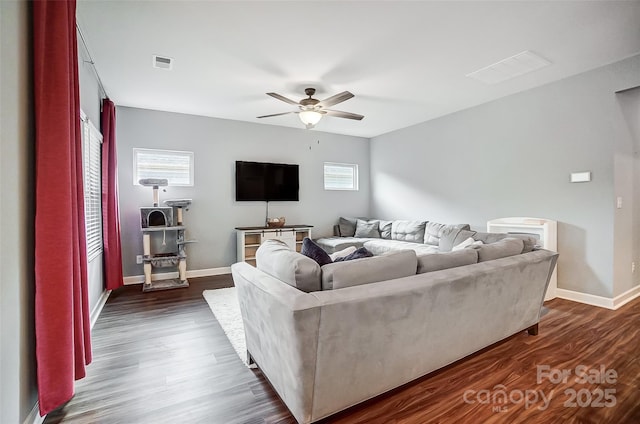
235;161;299;201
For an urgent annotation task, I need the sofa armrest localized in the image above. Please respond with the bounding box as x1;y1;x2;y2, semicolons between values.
231;262;321;424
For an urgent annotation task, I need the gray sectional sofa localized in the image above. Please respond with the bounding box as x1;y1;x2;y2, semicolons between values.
231;227;558;424
315;217;471;254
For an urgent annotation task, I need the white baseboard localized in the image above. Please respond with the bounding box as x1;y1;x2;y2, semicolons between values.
23;401;45;424
556;284;640;310
90;289;111;329
123;266;232;285
613;284;640;309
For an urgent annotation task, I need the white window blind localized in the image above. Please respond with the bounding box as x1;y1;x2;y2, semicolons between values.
133;148;194;186
324;162;359;191
82;115;103;261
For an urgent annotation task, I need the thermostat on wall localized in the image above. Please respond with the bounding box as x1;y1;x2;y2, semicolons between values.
570;171;591;183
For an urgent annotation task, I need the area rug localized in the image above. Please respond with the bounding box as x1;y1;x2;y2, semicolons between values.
202;287;255;368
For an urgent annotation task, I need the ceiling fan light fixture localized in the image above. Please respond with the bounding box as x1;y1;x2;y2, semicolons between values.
298;110;323;129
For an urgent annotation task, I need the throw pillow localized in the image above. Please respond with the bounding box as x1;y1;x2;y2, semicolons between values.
338;217;358;237
452;237;483;251
354;219;380;238
329;246;357;261
334;247;374;262
300;237;333;266
378;220;392;239
438;228;477;252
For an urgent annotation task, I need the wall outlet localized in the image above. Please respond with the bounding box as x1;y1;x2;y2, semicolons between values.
632;261;636;274
136;255;143;264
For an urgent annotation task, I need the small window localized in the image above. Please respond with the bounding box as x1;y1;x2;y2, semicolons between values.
324;162;359;191
133;148;194;186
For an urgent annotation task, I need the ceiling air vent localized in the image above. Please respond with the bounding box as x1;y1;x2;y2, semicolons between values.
152;55;173;70
466;50;550;84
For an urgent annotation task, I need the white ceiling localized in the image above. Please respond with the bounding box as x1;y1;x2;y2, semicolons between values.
77;1;640;138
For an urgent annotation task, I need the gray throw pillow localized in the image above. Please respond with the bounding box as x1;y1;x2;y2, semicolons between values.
354;219;380;238
439;229;477;252
338;217;358;237
378;220;392;239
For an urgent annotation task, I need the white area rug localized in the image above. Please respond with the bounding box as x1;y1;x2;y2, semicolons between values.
202;287;255;368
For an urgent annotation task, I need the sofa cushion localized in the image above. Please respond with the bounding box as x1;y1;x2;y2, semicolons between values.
300;237;333;267
469;237;524;262
416;249;478;274
329;246;357;261
424;222;473;247
363;239;438;256
256;239;321;292
338;217;358;237
452;237;483;251
354;219;380;238
321;250;418;290
440;229;477;252
378;220;393;239
391;220;426;243
473;232;537;253
315;237;375;254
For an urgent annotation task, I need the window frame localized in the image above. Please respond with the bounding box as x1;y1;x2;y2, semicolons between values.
323;162;359;191
132;147;195;187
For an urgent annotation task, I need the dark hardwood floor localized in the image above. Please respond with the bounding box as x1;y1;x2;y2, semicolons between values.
45;276;640;424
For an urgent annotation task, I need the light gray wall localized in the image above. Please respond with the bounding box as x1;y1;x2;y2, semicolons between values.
116;107;370;277
78;33;105;313
0;1;38;422
370;54;640;299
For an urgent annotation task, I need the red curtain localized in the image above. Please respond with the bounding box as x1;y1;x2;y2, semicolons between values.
101;99;124;290
33;0;92;415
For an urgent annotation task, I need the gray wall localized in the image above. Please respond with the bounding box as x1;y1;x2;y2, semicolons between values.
116;107;370;277
370;55;640;299
78;31;105;313
0;1;38;422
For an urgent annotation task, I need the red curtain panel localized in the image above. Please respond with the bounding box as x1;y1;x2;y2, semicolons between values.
101;99;124;290
33;0;92;415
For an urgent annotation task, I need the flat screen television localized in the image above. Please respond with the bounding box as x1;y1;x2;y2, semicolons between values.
235;161;299;201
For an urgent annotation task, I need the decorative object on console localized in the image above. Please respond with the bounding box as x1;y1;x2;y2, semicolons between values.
266;217;286;228
236;225;313;266
257;87;364;129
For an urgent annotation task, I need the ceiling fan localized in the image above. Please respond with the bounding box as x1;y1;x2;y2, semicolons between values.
257;88;364;129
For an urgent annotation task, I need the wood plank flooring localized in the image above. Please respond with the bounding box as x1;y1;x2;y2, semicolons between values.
44;276;640;424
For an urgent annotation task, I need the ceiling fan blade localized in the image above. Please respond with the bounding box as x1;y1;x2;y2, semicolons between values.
324;109;364;120
266;92;300;106
317;91;354;108
257;111;295;118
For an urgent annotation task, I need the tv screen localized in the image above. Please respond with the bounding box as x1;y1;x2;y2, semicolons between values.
235;161;299;201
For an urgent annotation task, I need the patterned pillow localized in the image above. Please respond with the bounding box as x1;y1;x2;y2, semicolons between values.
333;247;374;262
300;237;333;266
